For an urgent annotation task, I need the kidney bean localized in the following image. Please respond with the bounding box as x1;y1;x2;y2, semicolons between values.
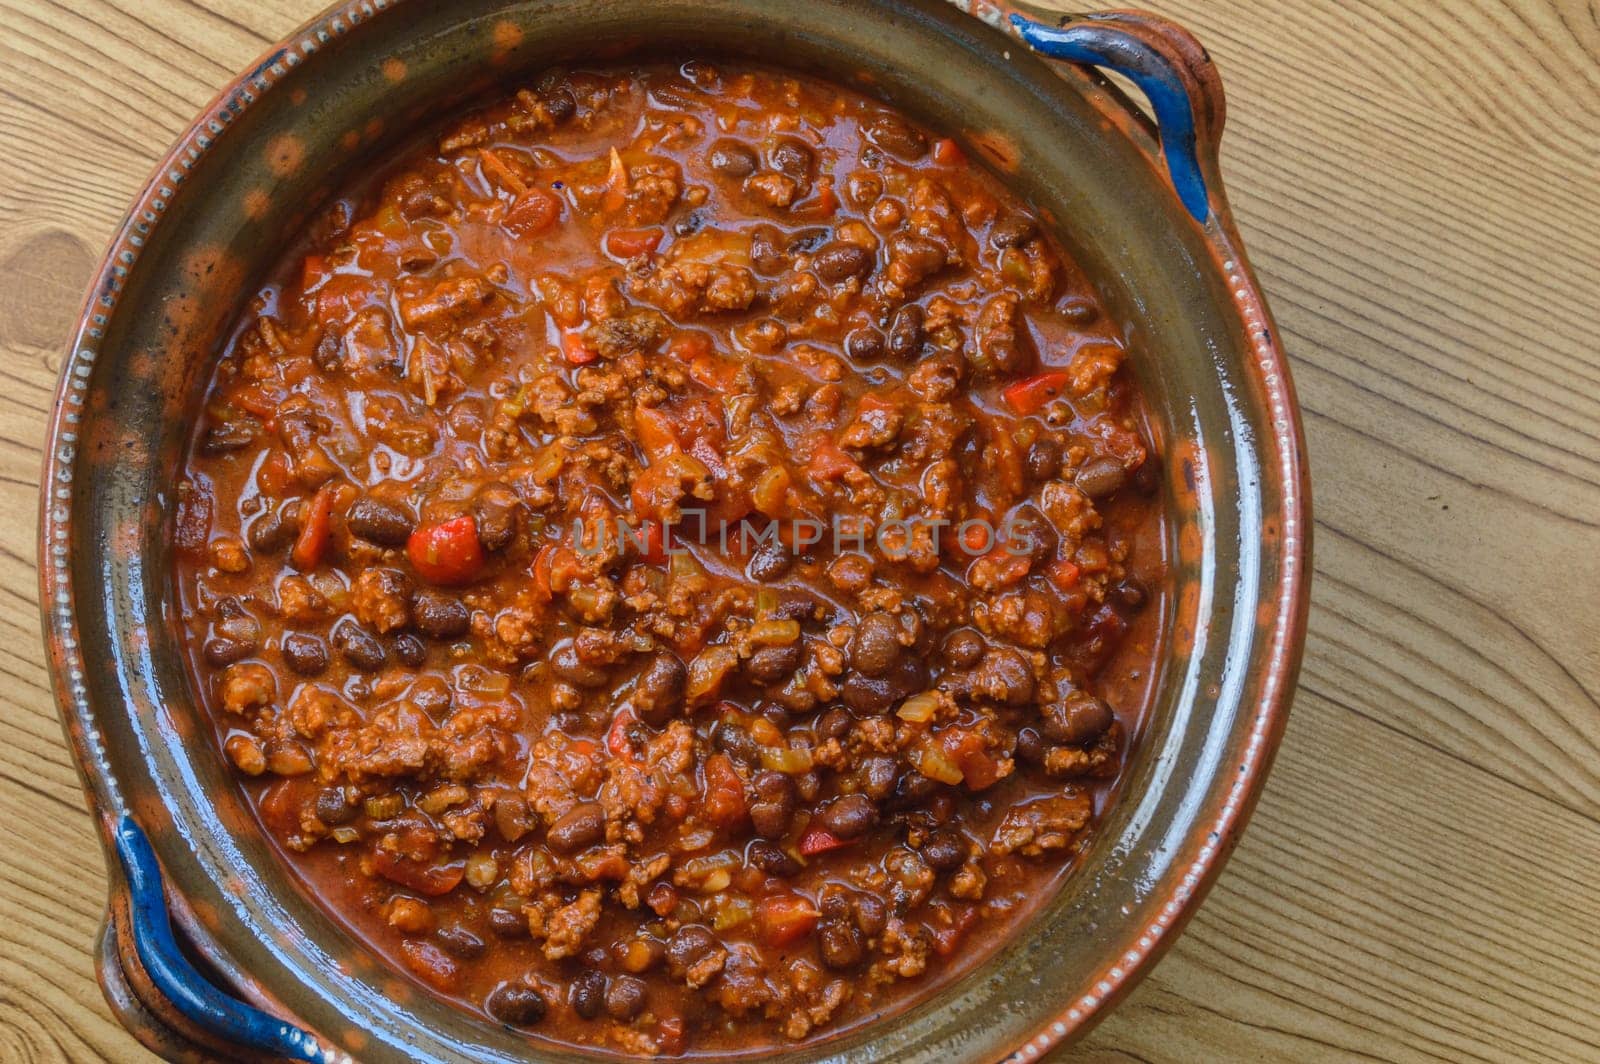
748;840;800;876
1026;438;1062;481
247;506;297;553
437;925;486;959
489;907;528;938
845;327;886;362
849;611;903;677
393;632;426;667
203;636;255;668
769;138;815;178
747;540;793;581
991;213;1039;248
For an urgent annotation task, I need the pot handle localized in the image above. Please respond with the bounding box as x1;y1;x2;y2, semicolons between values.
1007;8;1226;223
101;815;338;1063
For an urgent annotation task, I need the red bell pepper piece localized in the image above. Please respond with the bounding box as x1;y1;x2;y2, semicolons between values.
756;894;819;947
372;851;465;897
290;484;336;571
1002;371;1072;415
406;514;486;585
799;826;850;856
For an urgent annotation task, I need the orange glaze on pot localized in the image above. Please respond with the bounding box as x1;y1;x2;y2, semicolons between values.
174;61;1167;1055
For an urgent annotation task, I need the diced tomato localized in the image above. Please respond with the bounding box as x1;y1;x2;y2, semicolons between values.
805;438;860;482
932;137;966;166
232;384;284;424
505;189;561;236
943;729;1004;791
756;894;819;947
562;330;598;365
655;1016;686;1057
406;514;486;585
605;227;663;258
1048;559;1082;591
1002;371;1073;415
399;940;459;991
478;147;529;196
313;274;377;325
372;851;465;897
290;483;336;571
687;354;739;392
638;519;668;563
299;253;328;293
669;332;713;362
632;404;681;460
799;826;850;856
703;754;748;828
174;482;213;556
606;708;637;760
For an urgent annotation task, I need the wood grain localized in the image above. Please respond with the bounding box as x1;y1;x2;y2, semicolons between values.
1;0;1596;1060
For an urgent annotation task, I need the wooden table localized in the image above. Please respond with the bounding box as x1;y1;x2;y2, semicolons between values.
3;1;1597;1060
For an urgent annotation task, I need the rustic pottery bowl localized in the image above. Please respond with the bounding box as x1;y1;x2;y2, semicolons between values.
38;0;1310;1060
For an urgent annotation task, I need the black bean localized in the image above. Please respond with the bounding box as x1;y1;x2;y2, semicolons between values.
920;828;970;871
747;643;802;684
1061;297;1099;325
942;628;985;668
991;213;1039;249
1026;438;1062;481
713;722;761;767
473;486;519;552
1076;457;1128;499
665;926;722;981
769;138;815;178
1041;693;1115;745
817;895;865;969
550;642;608;688
346;497;413;546
1114;579;1148;611
1133;456;1162;495
486;983;547;1026
1015;726;1048;764
819;794;878;839
750;229;787;274
747;540;793;582
437;925;486;959
281;633;328;676
314;787;355;826
489;907;528;938
815;706;852;740
333;619;386;672
860;756;898;800
203;636;255;668
393;632;426;667
201;421;257;455
970;647;1035;706
1005;505;1058;564
547;802;605;854
709;139;759;178
749;771;796;838
842;657;927;713
748;839;800;876
886;771;939;810
605;975;647;1020
570;969;606;1020
539;85;576;126
633;653;687;725
849;611;903;677
313;331;343;372
886;304;925;360
844;327;886;362
814;242;874;284
864;114;929;159
413;591;470;640
247;507;295;553
770;590;825;624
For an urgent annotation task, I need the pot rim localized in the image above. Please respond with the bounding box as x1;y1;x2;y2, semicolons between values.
38;1;1311;1060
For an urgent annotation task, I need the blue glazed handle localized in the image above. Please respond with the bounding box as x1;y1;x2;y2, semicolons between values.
114;815;336;1063
1010;11;1223;223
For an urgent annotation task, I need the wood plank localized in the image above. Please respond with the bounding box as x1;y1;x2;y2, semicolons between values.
0;0;1595;1060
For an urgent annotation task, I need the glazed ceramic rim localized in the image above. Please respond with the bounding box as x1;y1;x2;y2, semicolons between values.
38;0;1310;1059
